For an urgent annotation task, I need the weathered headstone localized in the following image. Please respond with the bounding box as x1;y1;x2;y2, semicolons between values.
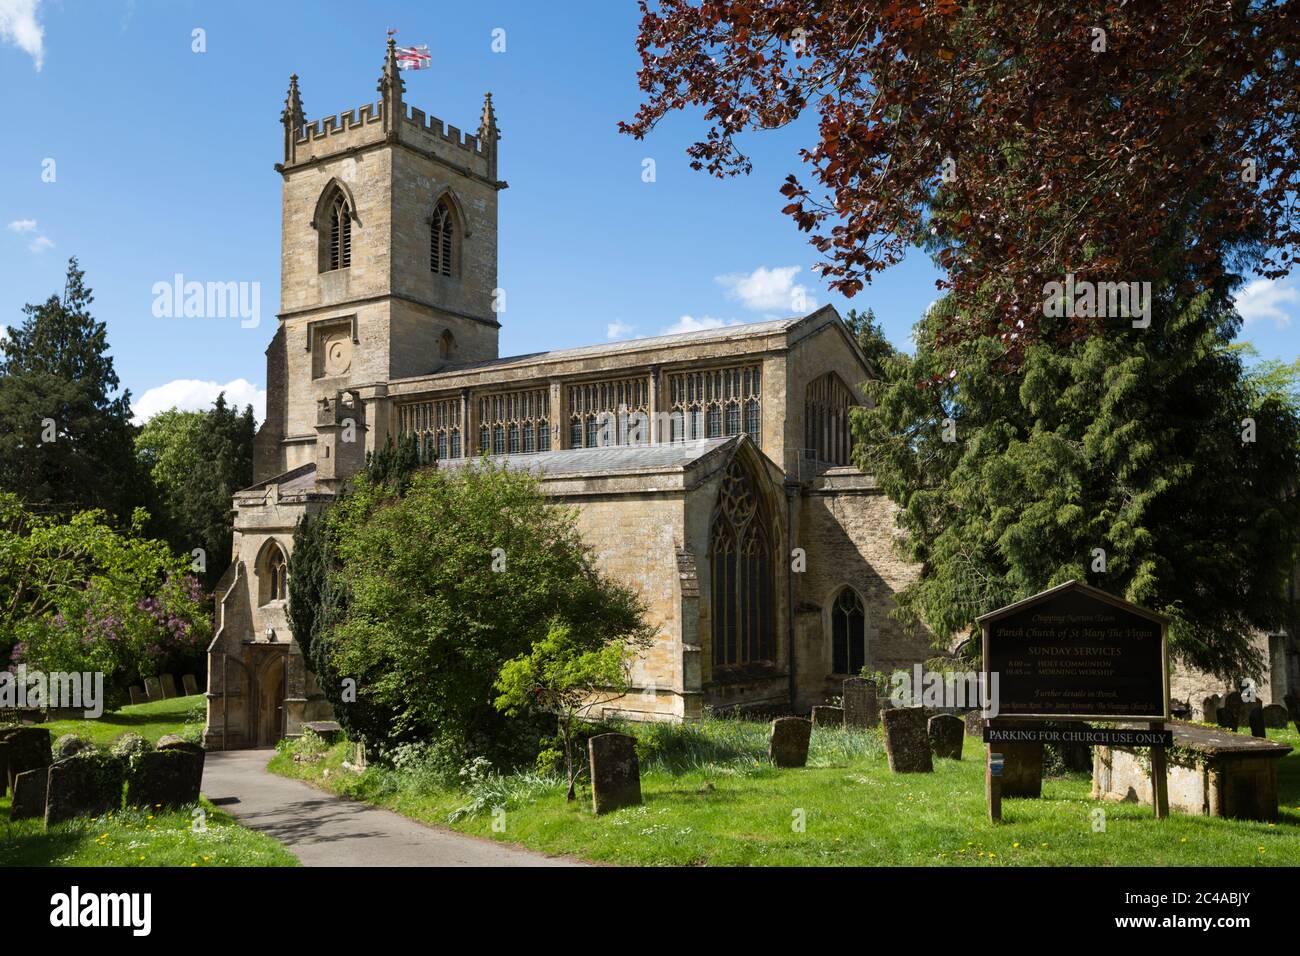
1286;693;1300;735
1218;692;1242;731
159;674;180;699
54;734;91;759
143;676;164;701
1262;703;1289;730
126;749;203;810
0;726;51;793
1248;703;1266;739
1200;695;1220;724
181;674;199;696
10;768;48;820
587;733;641;815
110;733;150;760
811;705;844;728
154;736;206;789
128;686;147;706
963;709;984;738
927;713;964;760
45;753;125;826
881;707;933;773
768;717;812;768
842;678;878;729
1000;739;1045;797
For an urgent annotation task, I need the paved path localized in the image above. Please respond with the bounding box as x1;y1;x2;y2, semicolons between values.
202;749;582;867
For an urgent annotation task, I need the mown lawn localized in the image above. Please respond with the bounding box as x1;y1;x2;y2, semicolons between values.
38;694;206;747
270;721;1300;866
0;796;299;867
1;694;297;867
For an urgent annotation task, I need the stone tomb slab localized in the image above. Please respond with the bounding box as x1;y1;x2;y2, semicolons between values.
587;732;642;815
881;708;933;773
1093;721;1291;821
928;714;964;760
768;717;812;768
811;706;844;729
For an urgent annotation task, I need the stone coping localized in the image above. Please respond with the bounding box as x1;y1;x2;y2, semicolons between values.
1111;720;1292;757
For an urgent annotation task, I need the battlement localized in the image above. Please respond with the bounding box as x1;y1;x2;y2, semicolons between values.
296;103;382;146
402;104;485;156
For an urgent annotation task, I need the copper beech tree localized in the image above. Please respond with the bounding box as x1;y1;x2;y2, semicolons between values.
621;0;1299;361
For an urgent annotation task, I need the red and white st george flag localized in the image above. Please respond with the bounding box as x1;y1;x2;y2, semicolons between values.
396;44;431;71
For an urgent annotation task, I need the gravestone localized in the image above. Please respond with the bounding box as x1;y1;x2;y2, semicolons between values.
143;677;164;701
128;686;147;706
881;708;933;773
126;749;203;810
154;736;206;790
842;678;878;729
963;709;984;738
1286;693;1300;734
110;733;150;759
1262;704;1289;730
927;713;964;760
1200;695;1220;724
11;768;48;820
159;674;180;699
45;752;125;826
303;720;344;743
182;674;199;696
811;706;844;728
768;717;812;768
1220;692;1243;730
587;733;641;815
1248;704;1266;739
54;734;91;759
0;743;8;796
0;726;51;793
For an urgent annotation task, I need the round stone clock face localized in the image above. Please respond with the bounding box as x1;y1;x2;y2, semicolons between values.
322;331;352;376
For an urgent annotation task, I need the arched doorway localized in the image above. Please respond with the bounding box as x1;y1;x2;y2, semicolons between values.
254;652;287;747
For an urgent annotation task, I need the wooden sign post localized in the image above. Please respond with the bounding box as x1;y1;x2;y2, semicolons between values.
978;580;1171;822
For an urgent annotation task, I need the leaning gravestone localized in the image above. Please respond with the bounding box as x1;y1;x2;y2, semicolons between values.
126;749;203;810
45;752;125;826
182;674;199;696
842;678;879;729
160;674;180;699
769;717;813;768
587;733;641;815
882;708;933;773
128;686;147;706
11;768;48;820
144;677;164;702
1248;704;1266;739
1;726;51;793
928;714;964;760
1262;704;1289;730
811;705;844;728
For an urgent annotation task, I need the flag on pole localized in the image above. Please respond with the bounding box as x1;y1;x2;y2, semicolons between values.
396;44;431;71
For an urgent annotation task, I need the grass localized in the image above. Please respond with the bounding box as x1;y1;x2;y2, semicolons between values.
0;796;299;867
270;719;1300;867
1;693;297;867
36;694;206;748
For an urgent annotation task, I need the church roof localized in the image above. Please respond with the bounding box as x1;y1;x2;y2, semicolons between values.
437;437;738;478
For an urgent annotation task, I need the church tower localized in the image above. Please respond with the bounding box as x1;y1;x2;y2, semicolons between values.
254;40;505;480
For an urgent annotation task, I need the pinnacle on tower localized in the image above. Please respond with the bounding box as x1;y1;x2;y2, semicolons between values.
281;74;304;162
378;37;405;130
479;92;499;142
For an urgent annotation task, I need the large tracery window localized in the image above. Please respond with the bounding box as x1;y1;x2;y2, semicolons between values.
568;377;649;448
323;190;352;272
398;397;463;462
709;456;774;669
667;365;761;444
477;388;551;456
831;588;867;674
805;372;857;465
431;199;455;277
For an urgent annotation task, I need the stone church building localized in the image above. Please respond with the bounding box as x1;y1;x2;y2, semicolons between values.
203;43;1296;748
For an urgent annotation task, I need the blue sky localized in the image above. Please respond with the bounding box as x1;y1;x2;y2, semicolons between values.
1;0;1295;423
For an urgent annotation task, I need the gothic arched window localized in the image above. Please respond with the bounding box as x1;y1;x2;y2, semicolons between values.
831;588;866;674
709;456;774;669
325;191;352;272
431;199;455;277
805;372;858;465
260;543;288;605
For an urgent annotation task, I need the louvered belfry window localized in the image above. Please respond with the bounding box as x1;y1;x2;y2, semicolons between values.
328;193;352;271
709;456;774;669
431;200;454;276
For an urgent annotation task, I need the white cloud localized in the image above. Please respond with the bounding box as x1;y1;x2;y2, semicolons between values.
27;235;52;252
715;265;817;314
0;0;45;71
6;218;36;233
133;378;266;425
606;320;637;341
1235;277;1298;329
660;314;743;336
